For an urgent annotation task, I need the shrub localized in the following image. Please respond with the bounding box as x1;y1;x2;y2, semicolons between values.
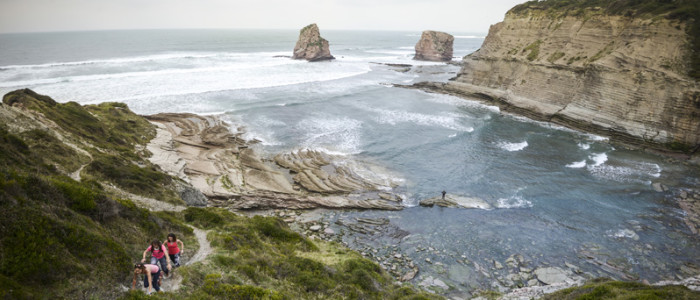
184;207;225;229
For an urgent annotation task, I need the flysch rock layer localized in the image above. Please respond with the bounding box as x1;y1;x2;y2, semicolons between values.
412;12;700;156
146;113;402;210
413;30;454;62
292;23;334;62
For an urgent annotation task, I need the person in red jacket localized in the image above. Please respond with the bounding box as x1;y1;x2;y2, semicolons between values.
141;240;172;278
165;233;184;268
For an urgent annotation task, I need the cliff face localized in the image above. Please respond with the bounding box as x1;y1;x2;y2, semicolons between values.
444;10;699;153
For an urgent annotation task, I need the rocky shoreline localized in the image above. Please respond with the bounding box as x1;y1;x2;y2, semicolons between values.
145;113;404;211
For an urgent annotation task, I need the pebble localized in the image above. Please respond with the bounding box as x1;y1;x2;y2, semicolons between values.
309;225;322;232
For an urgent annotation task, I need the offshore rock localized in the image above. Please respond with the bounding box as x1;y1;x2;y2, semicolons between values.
419;195;491;209
292;23;334;61
414;7;700;156
413;30;454;62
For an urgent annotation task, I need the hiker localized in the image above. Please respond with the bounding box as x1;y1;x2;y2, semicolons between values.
442;190;446;200
132;263;161;294
165;233;184;268
141;240;172;278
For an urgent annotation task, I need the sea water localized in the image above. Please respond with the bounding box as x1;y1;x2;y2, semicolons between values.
2;29;698;296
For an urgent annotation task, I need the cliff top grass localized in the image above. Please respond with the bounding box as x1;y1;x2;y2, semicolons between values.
2;89;181;203
507;0;700;79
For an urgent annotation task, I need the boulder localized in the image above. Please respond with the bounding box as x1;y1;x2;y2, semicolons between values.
176;182;208;207
292;23;334;61
534;267;570;285
413;30;454;62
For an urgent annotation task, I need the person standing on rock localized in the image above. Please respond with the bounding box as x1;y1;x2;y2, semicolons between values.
442;190;446;200
165;233;184;269
132;263;161;294
141;240;172;278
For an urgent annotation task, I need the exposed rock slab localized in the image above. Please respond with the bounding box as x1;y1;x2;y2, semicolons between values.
146;113;403;210
292;23;334;62
414;30;454;62
419;195;491;209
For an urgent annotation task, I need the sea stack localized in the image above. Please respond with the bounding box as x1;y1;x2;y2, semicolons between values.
292;23;334;62
413;30;454;62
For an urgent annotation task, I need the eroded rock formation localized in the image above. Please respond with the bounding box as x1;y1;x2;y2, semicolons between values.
146;113;403;210
414;30;454;62
419;195;491;209
292;23;334;61
414;6;700;156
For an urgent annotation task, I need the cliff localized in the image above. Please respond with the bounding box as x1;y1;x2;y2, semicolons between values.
421;0;700;156
414;30;454;62
292;23;335;61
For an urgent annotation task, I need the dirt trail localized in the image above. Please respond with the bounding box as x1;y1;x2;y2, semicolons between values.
123;188;212;293
159;225;212;292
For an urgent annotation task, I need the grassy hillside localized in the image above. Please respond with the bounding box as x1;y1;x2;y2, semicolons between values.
507;0;700;79
0;90;194;298
121;207;442;299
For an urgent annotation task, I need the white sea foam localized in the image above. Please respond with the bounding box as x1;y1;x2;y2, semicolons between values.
606;229;639;240
498;141;528;152
566;160;587;168
589;153;608;166
354;102;473;132
585;133;609;141
0;52;372;106
454;35;485;39
578;142;591;150
296;116;363;155
496;195;533;209
587;159;662;184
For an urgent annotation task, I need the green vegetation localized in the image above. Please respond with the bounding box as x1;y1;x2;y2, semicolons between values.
0;131;192;298
523;40;543;61
548;51;566;63
543;278;700;299
0;90;194;298
164;207;442;299
589;41;616;63
507;0;700;79
2;89;182;204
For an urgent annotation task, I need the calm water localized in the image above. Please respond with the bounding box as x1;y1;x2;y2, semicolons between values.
2;29;698;296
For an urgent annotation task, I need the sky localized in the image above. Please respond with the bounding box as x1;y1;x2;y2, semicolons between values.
0;0;527;34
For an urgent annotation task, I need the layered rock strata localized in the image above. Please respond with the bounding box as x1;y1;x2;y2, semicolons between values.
413;30;454;62
146;113;402;210
415;9;700;155
292;23;334;61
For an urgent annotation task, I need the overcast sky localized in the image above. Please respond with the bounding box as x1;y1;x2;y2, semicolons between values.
0;0;526;34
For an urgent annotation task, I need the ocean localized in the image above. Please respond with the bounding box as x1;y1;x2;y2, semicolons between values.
1;29;698;296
